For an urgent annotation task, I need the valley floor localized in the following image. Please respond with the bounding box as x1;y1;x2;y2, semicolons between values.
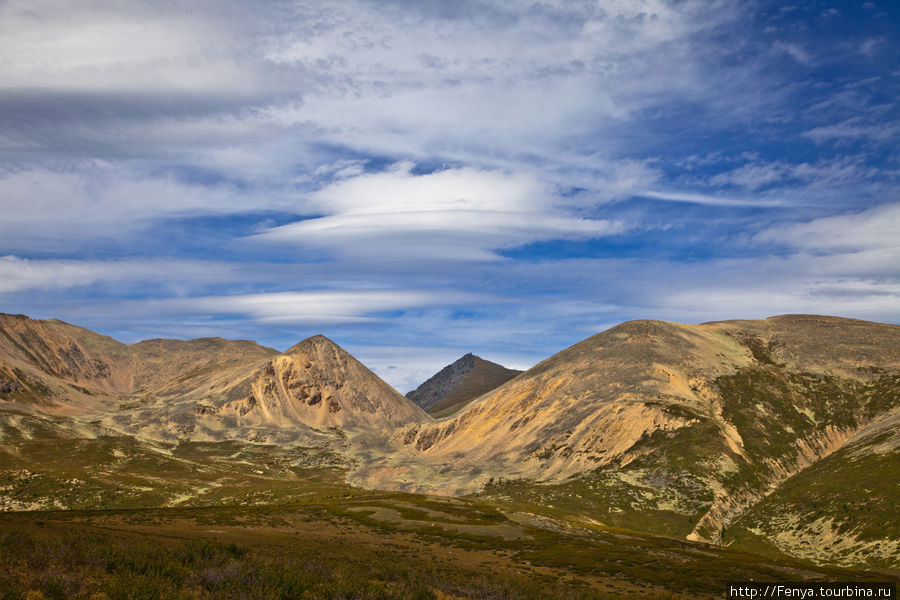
1;489;893;600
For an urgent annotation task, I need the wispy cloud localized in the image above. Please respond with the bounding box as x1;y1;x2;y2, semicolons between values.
184;290;484;324
0;255;239;294
803;119;900;143
753;202;900;251
636;190;794;207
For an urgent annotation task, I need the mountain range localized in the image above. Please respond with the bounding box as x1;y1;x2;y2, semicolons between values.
0;312;897;572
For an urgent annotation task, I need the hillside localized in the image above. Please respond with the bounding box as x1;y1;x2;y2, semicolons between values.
0;315;427;445
406;353;522;417
220;335;431;434
375;315;899;567
0;313;278;414
1;312;898;571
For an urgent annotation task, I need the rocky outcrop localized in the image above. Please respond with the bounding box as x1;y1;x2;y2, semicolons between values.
0;377;22;394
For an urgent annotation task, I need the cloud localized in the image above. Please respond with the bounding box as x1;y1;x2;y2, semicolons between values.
191;290;476;324
803;118;900;143
706;157;875;192
0;0;753;189
0;0;897;373
251;163;625;261
636;190;793;207
0;1;263;95
772;41;815;65
0;255;239;294
75;290;490;326
0;166;298;251
753;202;900;252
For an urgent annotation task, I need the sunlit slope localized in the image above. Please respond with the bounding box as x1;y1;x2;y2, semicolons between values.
390;315;899;564
221;334;431;433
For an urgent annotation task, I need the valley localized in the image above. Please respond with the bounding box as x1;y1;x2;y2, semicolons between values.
0;312;897;598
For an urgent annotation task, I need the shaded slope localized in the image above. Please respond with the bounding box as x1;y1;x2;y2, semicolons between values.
0;314;278;441
0;313;279;411
723;405;900;569
406;353;521;417
0;314;136;414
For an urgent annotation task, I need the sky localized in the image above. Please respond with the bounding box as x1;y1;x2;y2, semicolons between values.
1;0;898;392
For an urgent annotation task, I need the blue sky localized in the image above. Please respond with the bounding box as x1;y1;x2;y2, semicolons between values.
1;0;898;391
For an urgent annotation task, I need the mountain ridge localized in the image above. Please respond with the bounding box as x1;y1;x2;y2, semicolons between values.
1;312;897;570
361;314;899;567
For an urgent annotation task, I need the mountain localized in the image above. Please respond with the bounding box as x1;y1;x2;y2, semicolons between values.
0;315;427;445
0;313;278;411
1;312;898;571
405;353;522;417
0;313;135;413
220;335;430;433
385;315;899;567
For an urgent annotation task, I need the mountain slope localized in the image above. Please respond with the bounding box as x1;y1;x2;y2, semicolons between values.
0;315;429;445
0;313;134;413
384;315;899;566
2;312;897;570
406;353;521;417
723;405;900;568
221;335;431;433
0;314;279;413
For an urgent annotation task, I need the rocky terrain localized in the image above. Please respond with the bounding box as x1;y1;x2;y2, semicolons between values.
1;312;897;571
406;352;521;417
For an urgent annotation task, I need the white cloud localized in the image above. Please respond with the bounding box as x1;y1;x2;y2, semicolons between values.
803;118;900;142
706;157;875;193
753;202;900;251
772;41;815;65
637;190;793;207
0;166;298;250
188;290;480;324
0;0;260;95
252;164;625;261
0;255;239;294
72;289;488;327
252;1;745;176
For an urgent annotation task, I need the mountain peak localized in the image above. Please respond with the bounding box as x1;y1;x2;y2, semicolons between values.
285;334;343;355
221;333;430;433
406;353;522;416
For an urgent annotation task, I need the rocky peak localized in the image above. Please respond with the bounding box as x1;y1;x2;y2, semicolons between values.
406;353;522;414
223;334;431;433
